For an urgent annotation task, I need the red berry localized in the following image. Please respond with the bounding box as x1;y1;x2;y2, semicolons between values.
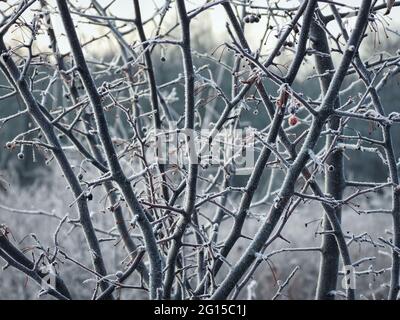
288;115;299;126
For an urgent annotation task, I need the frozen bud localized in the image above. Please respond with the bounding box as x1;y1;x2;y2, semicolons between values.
273;196;280;208
255;252;264;260
5;141;15;150
287;104;296;115
17;152;24;160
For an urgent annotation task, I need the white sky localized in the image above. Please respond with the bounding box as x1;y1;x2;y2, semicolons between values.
1;0;398;57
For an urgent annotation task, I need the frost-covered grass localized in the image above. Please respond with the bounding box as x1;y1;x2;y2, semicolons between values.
0;170;394;300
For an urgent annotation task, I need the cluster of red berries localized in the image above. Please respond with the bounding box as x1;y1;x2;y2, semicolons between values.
288;103;300;127
275;88;300;127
